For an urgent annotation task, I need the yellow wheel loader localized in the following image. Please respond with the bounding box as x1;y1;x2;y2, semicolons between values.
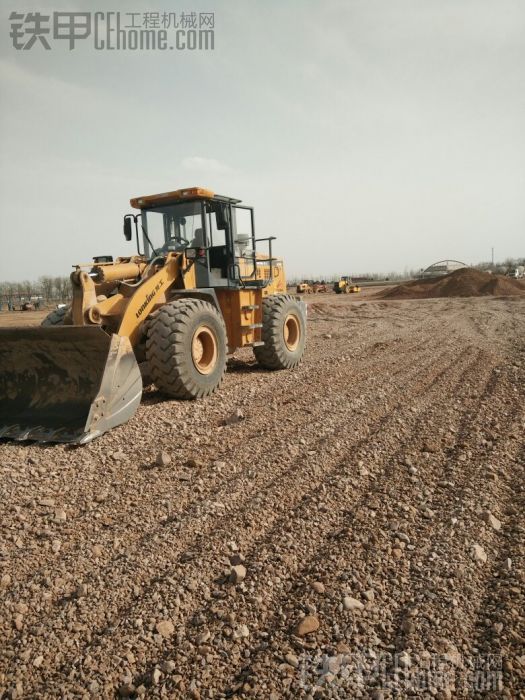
0;187;307;444
333;276;361;294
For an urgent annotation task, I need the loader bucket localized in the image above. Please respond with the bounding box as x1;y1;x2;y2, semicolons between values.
0;326;142;444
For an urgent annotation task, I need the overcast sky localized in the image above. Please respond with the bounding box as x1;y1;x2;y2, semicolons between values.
1;0;524;281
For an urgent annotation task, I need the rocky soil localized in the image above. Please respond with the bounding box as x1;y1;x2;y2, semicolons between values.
1;295;524;699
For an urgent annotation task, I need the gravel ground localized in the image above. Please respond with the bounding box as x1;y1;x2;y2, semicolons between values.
1;295;524;699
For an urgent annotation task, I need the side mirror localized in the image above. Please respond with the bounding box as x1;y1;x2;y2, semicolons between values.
123;216;133;241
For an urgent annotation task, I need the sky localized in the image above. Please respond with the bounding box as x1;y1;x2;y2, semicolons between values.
0;0;524;281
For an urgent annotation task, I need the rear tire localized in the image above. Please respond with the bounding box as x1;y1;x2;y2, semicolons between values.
41;306;68;326
254;294;306;370
146;298;227;399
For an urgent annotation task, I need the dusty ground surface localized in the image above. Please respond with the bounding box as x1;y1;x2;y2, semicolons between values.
1;294;524;699
0;310;48;327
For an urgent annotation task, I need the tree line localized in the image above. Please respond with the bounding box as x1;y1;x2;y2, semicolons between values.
0;276;72;305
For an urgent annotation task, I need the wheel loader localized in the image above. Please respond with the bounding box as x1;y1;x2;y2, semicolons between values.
333;276;361;294
0;187;307;444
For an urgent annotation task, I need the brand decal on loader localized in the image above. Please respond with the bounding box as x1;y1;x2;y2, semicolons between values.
136;279;164;318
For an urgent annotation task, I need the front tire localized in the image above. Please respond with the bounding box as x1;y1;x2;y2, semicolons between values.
146;298;227;399
254;294;306;370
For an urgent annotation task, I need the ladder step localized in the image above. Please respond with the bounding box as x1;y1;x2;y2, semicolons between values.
241;323;263;330
251;341;265;347
241;304;260;311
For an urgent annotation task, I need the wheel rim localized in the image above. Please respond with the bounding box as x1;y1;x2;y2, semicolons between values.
283;313;301;351
191;325;218;375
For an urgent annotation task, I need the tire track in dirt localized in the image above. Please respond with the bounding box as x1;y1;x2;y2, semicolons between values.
2;297;524;699
0;333;441;590
8;341;472;695
174;348;490;696
203;349;492;696
56;349;479;696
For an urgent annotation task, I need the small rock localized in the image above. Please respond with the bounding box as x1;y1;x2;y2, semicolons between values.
92;544;103;557
323;333;332;339
94;490;109;503
223;408;245;426
54;508;67;522
156;619;175;638
233;624;249;639
230;564;247;584
285;653;299;668
311;581;325;594
118;684;135;698
39;497;55;507
151;668;162;685
472;544;487;565
75;583;88;598
371;691;384;700
1;574;11;588
480;510;501;531
111;451;126;461
33;655;44;668
186;458;204;468
196;629;211;645
343;596;364;611
13;614;23;631
156;451;171;467
51;539;61;554
363;589;375;602
161;660;176;673
397;651;411;669
229;553;246;566
401;617;416;634
294;615;320;637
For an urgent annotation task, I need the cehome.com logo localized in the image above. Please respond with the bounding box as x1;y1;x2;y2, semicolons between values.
136;279;164;318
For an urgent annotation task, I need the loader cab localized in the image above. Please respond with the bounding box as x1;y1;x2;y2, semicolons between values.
130;187;274;290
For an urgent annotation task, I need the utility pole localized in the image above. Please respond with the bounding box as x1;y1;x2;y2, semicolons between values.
491;247;494;267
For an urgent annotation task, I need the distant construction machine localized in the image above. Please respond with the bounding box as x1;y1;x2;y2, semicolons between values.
333;276;361;294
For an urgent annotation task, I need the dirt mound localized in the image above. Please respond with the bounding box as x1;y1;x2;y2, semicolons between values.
377;267;525;300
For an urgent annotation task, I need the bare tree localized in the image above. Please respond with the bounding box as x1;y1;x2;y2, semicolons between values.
53;276;71;302
39;276;54;302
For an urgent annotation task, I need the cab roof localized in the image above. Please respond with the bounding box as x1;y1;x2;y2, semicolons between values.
130;187;241;209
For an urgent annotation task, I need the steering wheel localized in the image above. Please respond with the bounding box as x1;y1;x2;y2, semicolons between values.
159;236;190;254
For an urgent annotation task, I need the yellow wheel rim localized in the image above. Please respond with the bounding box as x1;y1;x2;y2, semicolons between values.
284;313;300;352
191;325;218;375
